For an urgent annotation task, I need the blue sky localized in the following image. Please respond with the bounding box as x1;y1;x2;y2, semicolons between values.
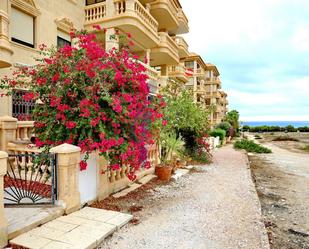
182;0;309;121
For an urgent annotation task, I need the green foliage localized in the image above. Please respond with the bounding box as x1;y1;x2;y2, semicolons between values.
272;136;299;142
209;128;226;141
244;125;309;132
159;131;185;164
161;81;209;134
159;80;210;158
234;139;272;153
216;122;232;133
225;110;240;130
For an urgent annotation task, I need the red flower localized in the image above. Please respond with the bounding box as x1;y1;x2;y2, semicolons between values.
80;161;87;171
23;92;35;101
65;121;77;129
37;78;47;86
162;120;168;126
52;73;60;82
93;24;101;31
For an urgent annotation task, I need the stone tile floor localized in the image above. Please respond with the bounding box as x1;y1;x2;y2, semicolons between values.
10;207;133;249
5;206;64;239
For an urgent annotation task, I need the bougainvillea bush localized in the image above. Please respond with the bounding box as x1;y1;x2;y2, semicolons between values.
0;28;164;179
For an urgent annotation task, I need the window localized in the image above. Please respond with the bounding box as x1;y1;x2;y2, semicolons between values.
86;0;105;5
11;7;35;48
12;90;35;120
57;30;71;48
185;61;194;69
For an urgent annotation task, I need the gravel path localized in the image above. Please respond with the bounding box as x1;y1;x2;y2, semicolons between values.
100;145;269;249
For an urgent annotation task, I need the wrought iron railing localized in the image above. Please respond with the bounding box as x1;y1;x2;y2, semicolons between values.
4;153;57;205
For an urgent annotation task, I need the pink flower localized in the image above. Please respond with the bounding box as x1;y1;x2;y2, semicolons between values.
93;25;102;31
162;120;168;126
52;73;60;82
23;92;35;101
90;118;99;127
37;78;47;86
80;161;87;171
66;121;77;129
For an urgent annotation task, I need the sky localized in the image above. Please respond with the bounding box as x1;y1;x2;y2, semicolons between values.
182;0;309;121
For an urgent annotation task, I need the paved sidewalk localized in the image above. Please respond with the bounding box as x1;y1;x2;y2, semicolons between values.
10;207;132;249
101;145;270;249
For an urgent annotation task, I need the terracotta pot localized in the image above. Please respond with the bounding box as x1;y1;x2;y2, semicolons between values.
155;165;173;181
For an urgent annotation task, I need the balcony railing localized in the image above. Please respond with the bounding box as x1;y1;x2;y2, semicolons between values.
84;0;159;35
157;32;179;61
173;36;189;57
85;2;107;22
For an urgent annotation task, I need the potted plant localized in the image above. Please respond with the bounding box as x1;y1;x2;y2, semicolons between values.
155;131;184;181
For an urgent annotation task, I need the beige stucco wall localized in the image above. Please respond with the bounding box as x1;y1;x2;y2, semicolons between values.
0;0;84;116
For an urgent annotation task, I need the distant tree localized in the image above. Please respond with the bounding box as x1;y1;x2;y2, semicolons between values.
225;110;240;131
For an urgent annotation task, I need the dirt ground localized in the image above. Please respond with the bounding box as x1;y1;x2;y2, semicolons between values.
249;133;309;249
96;146;269;249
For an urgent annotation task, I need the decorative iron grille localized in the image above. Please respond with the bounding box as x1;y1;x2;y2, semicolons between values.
4;153;57;206
12;89;35;120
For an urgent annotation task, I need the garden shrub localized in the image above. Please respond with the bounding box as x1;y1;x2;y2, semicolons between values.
234;139;272;153
272;136;299;142
0;28;164;179
209;128;226;141
216;122;231;134
159;80;211;163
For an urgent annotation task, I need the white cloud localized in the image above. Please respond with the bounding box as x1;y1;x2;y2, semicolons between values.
292;26;309;51
181;0;309;121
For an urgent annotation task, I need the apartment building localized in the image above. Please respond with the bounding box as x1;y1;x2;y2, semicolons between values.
0;0;190;118
181;54;228;127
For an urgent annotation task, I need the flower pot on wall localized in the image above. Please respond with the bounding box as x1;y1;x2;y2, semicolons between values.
155;165;172;181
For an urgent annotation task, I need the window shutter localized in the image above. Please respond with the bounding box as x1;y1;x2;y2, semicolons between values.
11;7;34;46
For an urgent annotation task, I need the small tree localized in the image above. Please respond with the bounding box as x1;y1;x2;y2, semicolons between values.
225;110;240;131
0;28;164;179
160;80;210;161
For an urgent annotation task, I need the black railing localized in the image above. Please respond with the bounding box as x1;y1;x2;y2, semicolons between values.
4;153;57;206
12;89;35;120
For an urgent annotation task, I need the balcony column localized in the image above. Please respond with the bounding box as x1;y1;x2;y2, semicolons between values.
145;3;151;11
0;0;13;68
0;151;8;248
105;28;119;51
145;49;151;65
161;65;167;76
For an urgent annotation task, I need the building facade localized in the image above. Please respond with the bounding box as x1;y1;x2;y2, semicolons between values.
182;54;228;127
0;0;227;123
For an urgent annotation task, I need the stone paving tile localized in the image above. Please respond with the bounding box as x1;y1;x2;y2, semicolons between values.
113;183;142;198
10;233;52;249
42;241;72;249
44;220;79;232
57;215;91;225
137;174;157;185
10;207;132;249
105;213;133;228
71;209;119;223
28;226;66;240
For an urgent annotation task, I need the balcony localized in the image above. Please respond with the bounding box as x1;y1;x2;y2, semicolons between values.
150;32;179;66
205;77;221;85
174;8;189;34
173;36;189;58
148;0;179;31
168;64;189;83
84;0;160;48
195;68;206;76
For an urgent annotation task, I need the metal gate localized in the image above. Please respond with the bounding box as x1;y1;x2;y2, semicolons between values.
4;153;57;206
